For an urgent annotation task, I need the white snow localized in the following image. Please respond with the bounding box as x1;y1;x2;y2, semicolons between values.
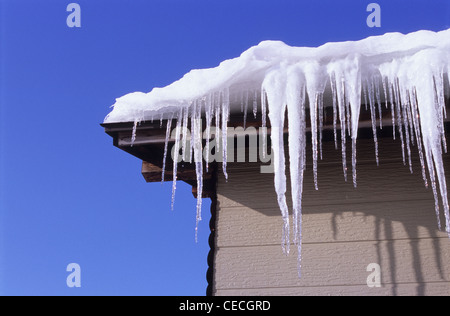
105;29;450;276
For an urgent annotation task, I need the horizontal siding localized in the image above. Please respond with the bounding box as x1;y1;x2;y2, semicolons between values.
214;239;450;289
215;282;450;296
216;200;448;247
213;137;450;296
218;160;438;209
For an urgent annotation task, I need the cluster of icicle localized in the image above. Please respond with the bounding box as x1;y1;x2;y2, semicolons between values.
154;54;450;276
261;53;450;276
106;30;450;277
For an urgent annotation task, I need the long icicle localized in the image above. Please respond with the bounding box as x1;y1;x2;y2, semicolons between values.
263;68;290;254
161;113;174;182
193;99;204;242
286;65;306;276
171;108;183;210
205;93;213;172
221;88;230;180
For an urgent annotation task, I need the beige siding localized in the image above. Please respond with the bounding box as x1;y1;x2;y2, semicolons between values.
213;137;450;296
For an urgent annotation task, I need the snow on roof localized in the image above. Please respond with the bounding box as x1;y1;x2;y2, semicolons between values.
104;28;450;123
104;29;450;277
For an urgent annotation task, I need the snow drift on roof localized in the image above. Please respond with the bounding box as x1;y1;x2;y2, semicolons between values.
104;29;450;123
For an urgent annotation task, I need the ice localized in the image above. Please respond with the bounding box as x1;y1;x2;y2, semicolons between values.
261;89;268;159
181;105;189;161
286;64;307;275
205;93;213;172
318;92;324;161
411;89;428;187
192;100;204;241
262;66;290;254
375;76;383;129
131;120;138;147
161;114;173;182
328;63;348;183
253;90;258;119
105;28;450;272
243;90;248;129
330;72;338;149
305;61;327;190
215;92;221;151
366;78;379;166
171;108;183;210
221;88;230;180
400;82;413;173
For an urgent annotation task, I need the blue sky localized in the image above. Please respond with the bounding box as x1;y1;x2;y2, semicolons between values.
0;0;448;296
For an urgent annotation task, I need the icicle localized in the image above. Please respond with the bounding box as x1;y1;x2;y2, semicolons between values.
161;114;173;182
327;54;362;187
328;64;348;182
338;77;348;182
181;104;189;161
262;67;290;254
384;76;396;140
286;65;306;276
330;72;338;150
131;119;139;147
221;88;230;180
192;98;204;242
396;78;413;173
309;92;319;190
205;93;213;172
261;89;268;159
363;78;369;112
171;108;183;210
433;74;448;154
243;90;249;129
409;87;428;187
374;75;383;129
318;93;324;161
400;83;416;150
305;61;326;190
424;135;442;230
412;51;450;236
189;102;195;164
342;55;362;188
253;89;258;118
366;78;379;166
391;79;407;166
215;92;221;151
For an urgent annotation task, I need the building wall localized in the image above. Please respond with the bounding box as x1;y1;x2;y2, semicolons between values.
212;136;450;296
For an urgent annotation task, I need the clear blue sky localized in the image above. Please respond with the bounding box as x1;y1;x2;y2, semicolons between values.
0;0;448;296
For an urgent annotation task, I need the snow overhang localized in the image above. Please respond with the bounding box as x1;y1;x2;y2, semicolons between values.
103;29;450;124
